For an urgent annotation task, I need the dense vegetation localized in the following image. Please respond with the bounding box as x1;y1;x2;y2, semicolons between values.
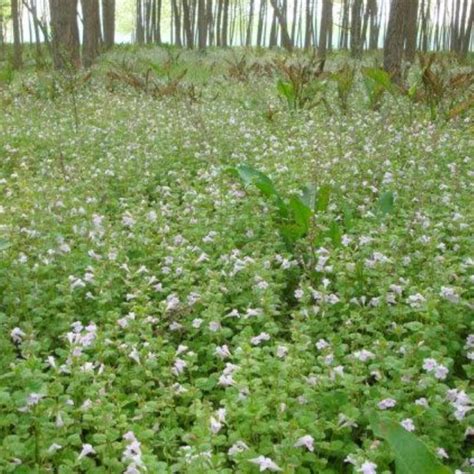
0;48;473;473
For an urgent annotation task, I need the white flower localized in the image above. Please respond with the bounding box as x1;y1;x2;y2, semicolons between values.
439;286;460;303
228;440;249;456
249;455;282;472
78;443;95;460
276;346;288;358
400;418;415;432
353;349;375;362
377;398;396;410
423;358;438;371
436;447;449;459
315;339;329;350
251;332;271;345
172;358;187;376
11;327;25;343
294;289;304;300
210;416;223;434
294;435;314;451
47;443;62;453
358;460;377;474
434;364;449;380
215;345;231;359
415;397;429;407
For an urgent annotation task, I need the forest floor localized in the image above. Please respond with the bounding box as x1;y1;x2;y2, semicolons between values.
0;48;473;473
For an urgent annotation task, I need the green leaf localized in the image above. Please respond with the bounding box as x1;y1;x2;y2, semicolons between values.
236;165;288;217
289;196;311;232
378;191;395;215
329;221;342;247
0;238;11;251
316;185;331;212
369;413;452;474
277;79;296;109
301;184;317;211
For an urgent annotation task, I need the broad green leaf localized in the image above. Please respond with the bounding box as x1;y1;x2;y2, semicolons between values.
329;221;342;247
0;238;11;251
342;204;354;230
316;185;331;212
277;79;296;109
370;413;452;474
301;184;317;211
378;191;395;215
236;165;288;217
289;196;311;232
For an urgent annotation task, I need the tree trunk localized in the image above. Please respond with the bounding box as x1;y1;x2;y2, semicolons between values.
268;0;293;51
461;1;473;56
318;0;331;60
102;0;115;49
171;0;182;46
404;0;418;62
12;0;23;68
368;0;379;50
136;0;144;43
222;0;229;46
384;0;406;84
182;0;194;47
81;0;100;67
256;0;266;47
197;0;207;48
49;0;81;69
350;0;363;57
246;0;255;46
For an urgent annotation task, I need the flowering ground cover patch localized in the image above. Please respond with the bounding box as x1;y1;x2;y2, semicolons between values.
0;49;472;473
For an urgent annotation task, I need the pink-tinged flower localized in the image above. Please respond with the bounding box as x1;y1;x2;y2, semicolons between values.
172;358;187;376
215;345;231;359
377;398;396;410
315;339;329;350
400;418;415;432
78;443;95;460
249;455;282;472
294;435;314;451
358;460;377;474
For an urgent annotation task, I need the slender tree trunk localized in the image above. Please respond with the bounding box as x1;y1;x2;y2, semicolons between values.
246;0;255;46
101;0;115;49
304;0;312;49
197;0;207;47
256;0;266;46
222;0;229;46
404;0;418;61
81;0;100;67
0;9;4;61
49;0;81;69
171;0;182;45
136;0;144;43
461;1;473;55
268;0;293;50
318;0;331;60
384;0;406;84
12;0;23;68
291;0;298;44
350;0;363;57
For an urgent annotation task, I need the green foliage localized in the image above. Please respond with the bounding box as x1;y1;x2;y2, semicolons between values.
370;413;453;474
332;64;355;113
362;67;395;110
0;48;472;474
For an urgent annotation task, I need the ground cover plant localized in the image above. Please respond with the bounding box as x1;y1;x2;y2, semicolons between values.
0;47;473;473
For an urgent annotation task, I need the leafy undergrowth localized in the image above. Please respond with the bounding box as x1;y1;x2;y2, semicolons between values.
0;48;473;474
